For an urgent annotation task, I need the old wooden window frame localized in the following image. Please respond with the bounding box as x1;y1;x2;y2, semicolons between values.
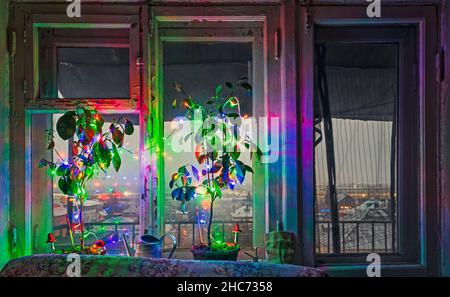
149;5;280;250
26;14;141;110
299;5;439;276
10;3;149;255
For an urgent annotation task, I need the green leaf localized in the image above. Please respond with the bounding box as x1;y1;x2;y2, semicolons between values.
244;165;254;174
171;188;183;201
215;84;223;97
95;114;105;131
124;119;134;135
58;177;76;196
225;82;233;89
113;129;124;147
56;111;76;140
239;82;252;90
230;149;241;161
99;142;112;165
47;140;55;150
185;186;196;201
178;165;187;175
39;159;50;168
56;163;69;176
92;142;100;163
212;179;222;199
112;143;121;172
234;161;245;184
85;166;94;180
58;177;69;195
172;99;177;109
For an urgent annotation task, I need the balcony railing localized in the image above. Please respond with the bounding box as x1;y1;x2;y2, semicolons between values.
53;220;251;247
165;220;252;248
315;220;395;254
53;222;139;242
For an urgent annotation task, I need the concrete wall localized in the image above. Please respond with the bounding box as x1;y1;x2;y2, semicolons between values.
0;0;10;269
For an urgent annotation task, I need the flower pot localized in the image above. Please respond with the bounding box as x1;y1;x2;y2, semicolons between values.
265;231;296;264
191;246;240;261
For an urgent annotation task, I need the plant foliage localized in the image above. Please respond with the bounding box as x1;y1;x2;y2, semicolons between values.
168;80;262;247
40;106;134;199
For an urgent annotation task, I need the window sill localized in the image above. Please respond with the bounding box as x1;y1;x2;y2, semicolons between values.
317;263;427;277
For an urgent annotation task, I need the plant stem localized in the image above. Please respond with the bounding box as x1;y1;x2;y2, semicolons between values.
79;179;86;252
80;196;84;252
207;197;215;246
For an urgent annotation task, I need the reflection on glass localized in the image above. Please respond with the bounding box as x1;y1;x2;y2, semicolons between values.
52;114;140;255
162;42;254;258
57;48;130;99
314;43;398;254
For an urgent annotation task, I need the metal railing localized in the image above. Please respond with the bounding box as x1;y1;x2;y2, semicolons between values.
53;222;139;241
165;220;252;248
54;220;250;246
315;220;395;254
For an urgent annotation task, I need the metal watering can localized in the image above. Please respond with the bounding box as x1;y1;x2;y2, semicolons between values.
123;231;177;259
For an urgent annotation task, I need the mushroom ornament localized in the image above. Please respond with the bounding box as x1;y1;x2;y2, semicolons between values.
232;223;242;245
46;233;56;253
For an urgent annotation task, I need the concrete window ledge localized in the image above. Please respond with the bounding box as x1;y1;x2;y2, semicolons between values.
0;255;328;277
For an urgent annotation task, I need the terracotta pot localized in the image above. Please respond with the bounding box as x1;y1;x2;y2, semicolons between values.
191;247;240;261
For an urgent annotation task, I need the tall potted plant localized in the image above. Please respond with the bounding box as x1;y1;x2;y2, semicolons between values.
168;80;262;261
40;106;134;253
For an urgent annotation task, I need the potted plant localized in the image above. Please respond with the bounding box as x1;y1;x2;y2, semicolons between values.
39;106;134;254
168;80;262;261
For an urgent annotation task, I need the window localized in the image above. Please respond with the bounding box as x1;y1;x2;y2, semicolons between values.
22;8;145;255
314;42;398;254
154;16;267;260
37;27;135;101
297;4;441;271
56;48;130;99
162;42;254;257
51;114;141;255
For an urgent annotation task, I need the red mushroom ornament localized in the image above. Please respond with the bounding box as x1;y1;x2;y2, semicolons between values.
232;224;242;245
46;233;56;253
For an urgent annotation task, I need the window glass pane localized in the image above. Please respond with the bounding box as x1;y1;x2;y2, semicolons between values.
52;113;140;255
57;48;130;99
163;42;253;120
162;42;254;259
314;43;398;254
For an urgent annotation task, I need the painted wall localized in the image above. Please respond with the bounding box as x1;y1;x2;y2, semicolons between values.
0;0;11;269
440;0;450;276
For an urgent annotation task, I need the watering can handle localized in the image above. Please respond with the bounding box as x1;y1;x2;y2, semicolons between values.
160;233;177;259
